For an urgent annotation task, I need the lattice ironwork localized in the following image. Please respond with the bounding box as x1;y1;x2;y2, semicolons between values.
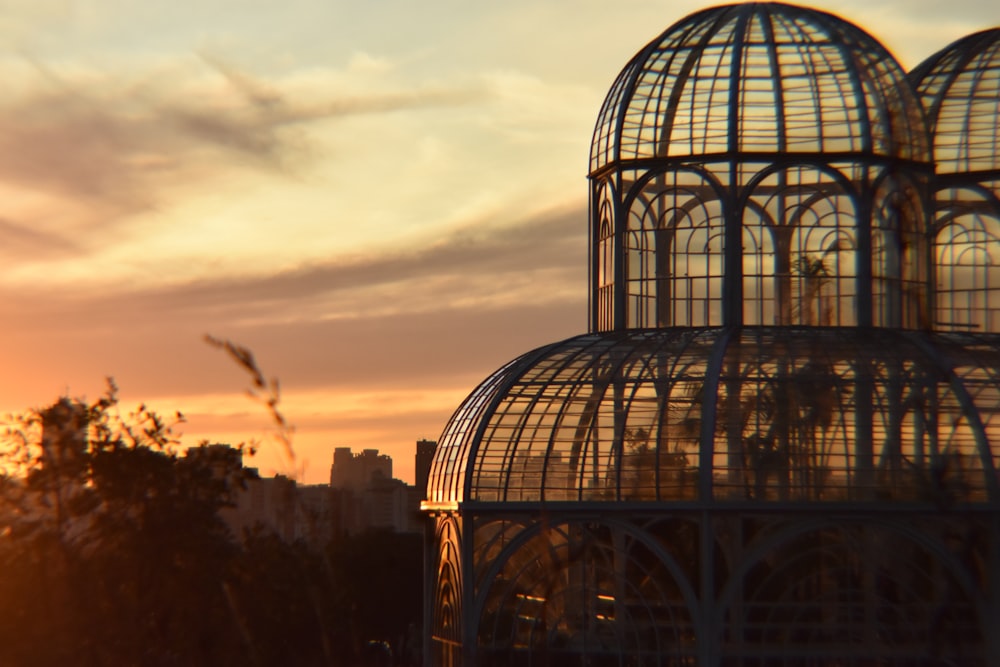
912;29;1000;333
474;517;699;666
426;510;992;666
426;329;1000;506
424;4;1000;665
588;3;931;332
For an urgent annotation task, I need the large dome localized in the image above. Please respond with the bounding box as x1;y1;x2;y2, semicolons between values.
911;28;1000;176
910;29;1000;333
424;7;1000;665
426;328;1000;506
591;2;928;174
586;3;932;332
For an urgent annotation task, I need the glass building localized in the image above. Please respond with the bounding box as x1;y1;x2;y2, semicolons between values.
423;5;1000;665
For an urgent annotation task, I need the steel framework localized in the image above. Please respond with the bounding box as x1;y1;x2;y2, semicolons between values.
424;4;1000;666
912;28;1000;333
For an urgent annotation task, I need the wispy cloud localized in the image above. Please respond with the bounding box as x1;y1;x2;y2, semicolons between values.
6;203;585;323
0;52;483;262
0;203;588;402
0;215;81;259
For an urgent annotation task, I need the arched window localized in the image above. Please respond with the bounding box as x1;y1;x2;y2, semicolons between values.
744;166;858;326
935;189;1000;332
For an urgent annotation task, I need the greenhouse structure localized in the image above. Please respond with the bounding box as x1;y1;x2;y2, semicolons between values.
423;4;1000;665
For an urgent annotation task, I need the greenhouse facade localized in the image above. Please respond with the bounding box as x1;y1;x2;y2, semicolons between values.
424;5;1000;665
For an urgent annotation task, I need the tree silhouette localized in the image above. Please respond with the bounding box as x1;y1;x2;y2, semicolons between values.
0;362;426;666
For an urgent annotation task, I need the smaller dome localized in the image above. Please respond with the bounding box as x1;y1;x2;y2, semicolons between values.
911;28;1000;175
590;2;928;174
426;329;999;506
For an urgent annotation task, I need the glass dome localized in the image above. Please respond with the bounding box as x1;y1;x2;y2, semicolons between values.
911;28;1000;176
591;3;927;172
911;29;1000;333
588;2;932;332
426;328;1000;506
424;6;1000;666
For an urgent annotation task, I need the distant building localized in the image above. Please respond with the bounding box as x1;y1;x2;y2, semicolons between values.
364;475;420;533
330;447;392;490
414;439;436;498
219;443;428;543
329;446;426;535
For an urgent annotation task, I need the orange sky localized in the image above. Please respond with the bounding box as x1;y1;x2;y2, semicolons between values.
0;0;996;484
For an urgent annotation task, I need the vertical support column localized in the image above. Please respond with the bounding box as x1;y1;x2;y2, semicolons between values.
988;514;1000;664
612;526;628;651
726;516;745;665
922;181;936;331
854;368;875;498
460;511;476;667
613;180;627;331
653;172;673;328
723;11;748;330
856;193;874;327
590;178;604;333
698;510;719;667
422;513;435;667
700;329;733;503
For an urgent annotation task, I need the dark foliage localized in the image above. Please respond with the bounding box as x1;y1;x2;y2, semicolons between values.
327;530;424;661
0;385;423;667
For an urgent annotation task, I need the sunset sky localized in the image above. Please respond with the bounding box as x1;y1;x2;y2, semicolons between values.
1;0;997;484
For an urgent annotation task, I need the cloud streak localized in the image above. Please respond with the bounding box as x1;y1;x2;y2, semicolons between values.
0;203;588;403
6;203;586;323
0;52;483;262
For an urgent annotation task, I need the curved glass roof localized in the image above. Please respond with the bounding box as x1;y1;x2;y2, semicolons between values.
426;329;1000;506
425;6;1000;511
590;2;927;174
911;28;1000;176
586;3;933;333
911;29;1000;334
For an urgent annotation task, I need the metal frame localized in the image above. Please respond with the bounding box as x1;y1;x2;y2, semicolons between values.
426;328;1000;506
912;29;1000;333
428;506;995;666
588;3;930;333
424;4;1000;665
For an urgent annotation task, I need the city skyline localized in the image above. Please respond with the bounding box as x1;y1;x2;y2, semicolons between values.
0;0;997;484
